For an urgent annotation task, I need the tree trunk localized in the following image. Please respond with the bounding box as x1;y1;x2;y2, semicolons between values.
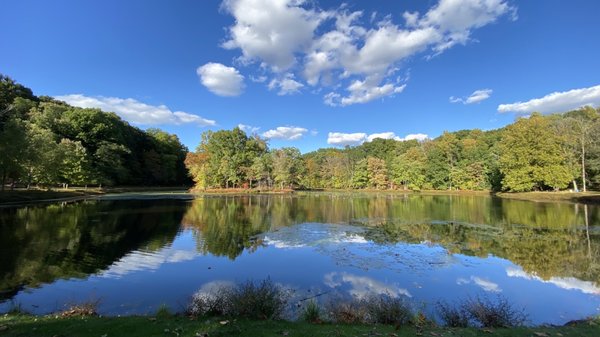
581;140;587;192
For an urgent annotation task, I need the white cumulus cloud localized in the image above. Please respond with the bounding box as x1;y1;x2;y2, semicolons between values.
54;94;216;126
327;132;368;146
326;78;406;106
498;85;600;114
222;0;326;71
367;132;402;142
262;126;308;140
330;131;428;146
402;133;429;141
450;88;492;104
268;73;305;95
219;0;516;106
197;62;245;96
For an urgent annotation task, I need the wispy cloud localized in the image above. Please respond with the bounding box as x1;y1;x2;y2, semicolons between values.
450;89;493;104
54;94;216;126
238;123;260;134
456;276;502;293
498;85;600;114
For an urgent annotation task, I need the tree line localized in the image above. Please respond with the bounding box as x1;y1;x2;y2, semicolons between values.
2;74;599;193
0;75;190;190
186;110;600;192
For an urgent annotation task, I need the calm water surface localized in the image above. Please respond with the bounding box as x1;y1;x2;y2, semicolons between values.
1;193;599;324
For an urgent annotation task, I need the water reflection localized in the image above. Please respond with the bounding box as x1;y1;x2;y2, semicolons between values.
0;199;185;299
181;194;600;285
324;272;412;298
0;193;599;322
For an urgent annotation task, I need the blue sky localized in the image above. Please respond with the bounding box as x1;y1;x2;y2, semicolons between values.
2;0;600;152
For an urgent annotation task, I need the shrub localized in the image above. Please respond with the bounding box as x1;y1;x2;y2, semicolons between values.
187;287;229;317
155;303;173;318
461;296;527;328
326;300;367;324
326;294;413;325
363;295;413;326
300;300;322;323
187;278;289;320
436;300;469;327
226;278;289;320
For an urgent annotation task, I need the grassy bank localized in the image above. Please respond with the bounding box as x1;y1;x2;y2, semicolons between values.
3;186;600;205
495;191;600;204
0;189;103;204
1;314;599;337
0;186;190;205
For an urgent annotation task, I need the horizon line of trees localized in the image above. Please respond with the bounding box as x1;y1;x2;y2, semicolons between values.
186;109;600;193
0;74;190;190
3;74;599;193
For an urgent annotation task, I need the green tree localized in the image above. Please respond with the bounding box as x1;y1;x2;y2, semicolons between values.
366;156;388;189
59;139;93;186
563;107;600;192
0;117;28;190
249;153;273;189
499;113;574;191
392;146;427;190
351;158;369;189
272;147;303;189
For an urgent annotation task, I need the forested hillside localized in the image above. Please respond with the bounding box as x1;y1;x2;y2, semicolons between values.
186;111;600;192
0;75;190;189
3;75;599;193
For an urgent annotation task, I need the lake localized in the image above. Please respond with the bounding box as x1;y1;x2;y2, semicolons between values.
0;192;599;325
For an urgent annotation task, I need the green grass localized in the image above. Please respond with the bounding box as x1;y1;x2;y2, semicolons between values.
0;189;101;204
495;191;600;203
1;314;599;337
0;186;189;204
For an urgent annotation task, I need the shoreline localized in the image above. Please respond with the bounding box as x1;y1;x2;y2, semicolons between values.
2;187;599;206
1;314;598;337
0;186;190;206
